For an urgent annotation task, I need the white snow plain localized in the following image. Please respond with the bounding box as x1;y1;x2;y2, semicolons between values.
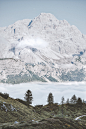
0;82;86;106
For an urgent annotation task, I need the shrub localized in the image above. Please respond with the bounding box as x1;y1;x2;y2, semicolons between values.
0;92;9;99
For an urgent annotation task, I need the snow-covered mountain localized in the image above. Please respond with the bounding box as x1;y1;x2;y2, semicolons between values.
0;13;86;83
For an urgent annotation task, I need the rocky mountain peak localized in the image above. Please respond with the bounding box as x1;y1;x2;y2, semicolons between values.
36;13;58;20
29;13;59;29
0;13;86;83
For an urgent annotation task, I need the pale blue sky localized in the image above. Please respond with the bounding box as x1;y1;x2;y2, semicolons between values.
0;0;86;34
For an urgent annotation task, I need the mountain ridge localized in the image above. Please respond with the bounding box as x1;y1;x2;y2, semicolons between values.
0;13;86;83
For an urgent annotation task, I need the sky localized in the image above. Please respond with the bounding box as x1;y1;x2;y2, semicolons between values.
0;0;86;34
0;82;86;106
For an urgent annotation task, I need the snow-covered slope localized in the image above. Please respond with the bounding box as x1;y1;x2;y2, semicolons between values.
0;13;86;83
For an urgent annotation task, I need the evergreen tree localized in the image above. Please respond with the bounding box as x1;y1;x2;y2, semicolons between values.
66;98;69;105
70;94;77;104
61;96;65;105
77;97;82;107
47;93;54;104
24;90;33;106
61;96;65;117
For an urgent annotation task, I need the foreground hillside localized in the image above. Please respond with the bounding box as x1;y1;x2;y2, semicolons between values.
0;13;86;83
0;95;86;129
1;117;86;129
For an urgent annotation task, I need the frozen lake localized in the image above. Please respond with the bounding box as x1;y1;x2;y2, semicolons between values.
0;82;86;106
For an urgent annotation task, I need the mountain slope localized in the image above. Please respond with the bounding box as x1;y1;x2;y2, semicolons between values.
0;96;86;129
0;13;86;83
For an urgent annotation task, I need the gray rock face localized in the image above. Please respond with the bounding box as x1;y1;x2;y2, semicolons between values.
0;13;86;83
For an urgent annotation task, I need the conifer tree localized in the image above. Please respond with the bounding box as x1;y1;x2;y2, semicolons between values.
61;96;65;117
47;93;54;104
77;97;82;107
70;94;77;104
66;98;69;105
61;96;65;105
24;90;33;106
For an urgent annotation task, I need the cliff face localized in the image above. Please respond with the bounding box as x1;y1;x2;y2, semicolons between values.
0;13;86;83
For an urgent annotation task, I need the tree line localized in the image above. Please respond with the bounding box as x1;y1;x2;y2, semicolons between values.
0;90;85;107
24;90;84;107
